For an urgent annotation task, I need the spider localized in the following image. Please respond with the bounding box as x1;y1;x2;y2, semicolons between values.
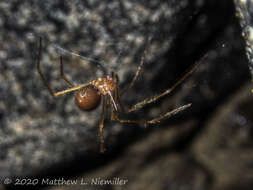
36;37;200;153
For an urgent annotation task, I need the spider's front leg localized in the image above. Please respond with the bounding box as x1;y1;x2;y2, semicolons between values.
60;56;74;87
36;37;90;97
36;37;55;97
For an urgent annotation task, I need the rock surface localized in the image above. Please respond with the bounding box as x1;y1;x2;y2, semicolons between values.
0;0;206;179
234;0;253;80
0;0;252;190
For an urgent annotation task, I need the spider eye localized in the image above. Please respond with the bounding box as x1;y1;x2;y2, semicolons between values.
75;87;101;111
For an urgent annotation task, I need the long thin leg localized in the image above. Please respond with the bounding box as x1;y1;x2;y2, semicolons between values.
120;48;147;96
111;103;192;126
113;73;127;113
60;56;74;87
53;83;91;96
99;96;107;153
126;55;207;113
146;103;191;124
110;73;118;120
36;37;55;97
37;38;91;97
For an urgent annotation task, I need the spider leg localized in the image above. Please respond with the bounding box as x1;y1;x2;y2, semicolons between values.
37;37;92;97
60;56;74;87
126;55;206;113
113;73;127;112
53;83;91;96
120;47;147;97
111;103;191;126
145;103;191;124
36;37;55;97
99;95;107;153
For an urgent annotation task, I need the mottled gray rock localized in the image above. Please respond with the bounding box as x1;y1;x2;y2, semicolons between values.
234;0;253;80
0;0;205;179
44;120;210;190
44;2;253;189
0;0;251;189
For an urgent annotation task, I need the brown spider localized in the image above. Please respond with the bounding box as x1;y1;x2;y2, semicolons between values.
36;37;199;153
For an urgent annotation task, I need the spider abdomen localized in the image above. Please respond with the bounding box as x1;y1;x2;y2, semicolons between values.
75;86;101;111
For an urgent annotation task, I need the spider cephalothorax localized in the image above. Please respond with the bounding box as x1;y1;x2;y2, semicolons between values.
91;76;115;95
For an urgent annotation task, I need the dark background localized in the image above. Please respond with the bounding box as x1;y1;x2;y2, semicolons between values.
0;0;252;190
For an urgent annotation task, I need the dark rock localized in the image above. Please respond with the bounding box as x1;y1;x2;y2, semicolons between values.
44;121;210;190
234;0;253;80
191;82;253;190
0;0;252;190
0;0;206;179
